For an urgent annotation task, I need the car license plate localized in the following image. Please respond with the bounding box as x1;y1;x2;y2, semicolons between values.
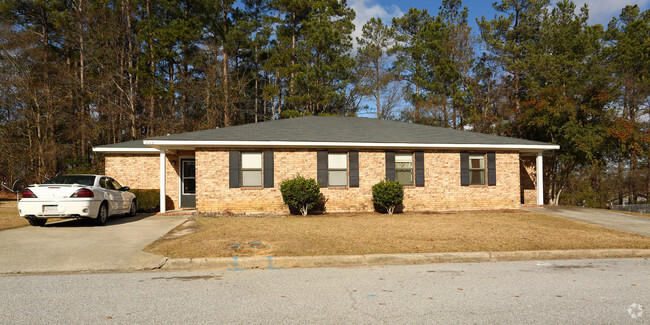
43;205;58;213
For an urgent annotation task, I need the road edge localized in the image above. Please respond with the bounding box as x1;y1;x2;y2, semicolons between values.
161;249;650;271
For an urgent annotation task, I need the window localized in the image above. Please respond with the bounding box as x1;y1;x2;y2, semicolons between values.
109;178;123;191
241;152;262;187
469;154;486;185
328;152;348;187
46;175;95;186
395;153;413;186
182;160;196;194
99;177;110;189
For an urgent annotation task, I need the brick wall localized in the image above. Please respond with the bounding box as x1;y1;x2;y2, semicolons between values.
196;149;523;214
104;151;194;210
519;155;538;205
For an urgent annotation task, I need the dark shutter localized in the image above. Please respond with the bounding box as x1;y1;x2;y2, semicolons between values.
349;150;359;187
317;150;328;188
229;150;240;188
487;152;496;186
415;151;425;187
263;150;274;188
385;151;395;181
460;152;469;186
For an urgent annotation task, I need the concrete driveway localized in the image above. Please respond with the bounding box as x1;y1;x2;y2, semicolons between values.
0;213;187;274
524;206;650;237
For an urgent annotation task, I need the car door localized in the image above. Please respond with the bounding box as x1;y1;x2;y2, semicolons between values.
99;177;122;214
109;178;130;212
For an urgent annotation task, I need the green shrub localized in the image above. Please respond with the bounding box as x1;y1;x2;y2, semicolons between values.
130;189;160;213
279;175;322;216
372;180;404;215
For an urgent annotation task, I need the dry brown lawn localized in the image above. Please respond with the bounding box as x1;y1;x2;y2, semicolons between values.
0;199;29;231
145;210;650;258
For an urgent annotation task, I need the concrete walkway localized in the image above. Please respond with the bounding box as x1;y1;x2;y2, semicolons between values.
0;213;187;274
524;206;650;237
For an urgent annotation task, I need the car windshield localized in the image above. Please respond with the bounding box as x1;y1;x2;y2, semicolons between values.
44;175;95;186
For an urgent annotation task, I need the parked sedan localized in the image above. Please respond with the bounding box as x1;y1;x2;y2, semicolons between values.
18;175;137;226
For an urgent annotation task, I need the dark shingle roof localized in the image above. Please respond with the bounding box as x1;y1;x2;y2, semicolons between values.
144;116;553;146
95;140;149;148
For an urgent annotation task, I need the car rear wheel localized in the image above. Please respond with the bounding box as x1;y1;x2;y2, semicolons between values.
28;219;46;227
95;203;108;226
128;199;137;217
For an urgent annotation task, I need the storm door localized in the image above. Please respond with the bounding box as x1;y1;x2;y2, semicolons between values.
180;159;196;208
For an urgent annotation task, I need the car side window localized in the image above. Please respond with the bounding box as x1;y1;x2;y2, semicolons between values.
109;178;122;190
99;177;110;189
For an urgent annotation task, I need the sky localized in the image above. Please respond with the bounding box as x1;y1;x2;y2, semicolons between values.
348;0;650;44
346;0;649;117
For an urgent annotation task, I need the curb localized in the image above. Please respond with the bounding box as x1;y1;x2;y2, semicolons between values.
162;249;650;271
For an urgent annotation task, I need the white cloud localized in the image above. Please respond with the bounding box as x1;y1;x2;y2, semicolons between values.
552;0;650;25
348;0;403;49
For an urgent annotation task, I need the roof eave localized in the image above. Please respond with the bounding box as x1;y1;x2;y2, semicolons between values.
92;147;160;154
142;140;560;151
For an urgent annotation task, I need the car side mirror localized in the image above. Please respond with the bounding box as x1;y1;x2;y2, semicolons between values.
118;186;130;192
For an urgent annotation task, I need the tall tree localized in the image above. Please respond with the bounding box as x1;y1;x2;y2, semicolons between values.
356;18;398;119
516;1;613;204
477;0;549;132
605;5;650;204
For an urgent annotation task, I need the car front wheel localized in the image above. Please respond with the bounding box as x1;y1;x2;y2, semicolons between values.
95;203;108;226
128;199;137;217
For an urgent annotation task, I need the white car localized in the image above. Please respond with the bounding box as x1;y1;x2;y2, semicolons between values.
18;174;137;226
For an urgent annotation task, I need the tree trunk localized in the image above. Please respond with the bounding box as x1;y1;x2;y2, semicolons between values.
630;155;637;204
146;0;155;136
222;1;231;127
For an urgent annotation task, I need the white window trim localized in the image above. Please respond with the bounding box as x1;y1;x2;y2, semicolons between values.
241;152;263;188
468;154;486;186
395;152;414;186
328;152;348;187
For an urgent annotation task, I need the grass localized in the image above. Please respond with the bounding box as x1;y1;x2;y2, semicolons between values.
144;210;650;258
0;199;29;231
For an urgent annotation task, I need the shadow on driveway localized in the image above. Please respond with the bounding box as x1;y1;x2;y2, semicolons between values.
45;213;157;228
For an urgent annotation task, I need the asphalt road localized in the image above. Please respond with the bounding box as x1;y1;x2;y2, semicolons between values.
1;258;648;324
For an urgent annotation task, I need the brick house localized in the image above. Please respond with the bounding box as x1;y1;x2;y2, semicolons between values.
93;116;559;214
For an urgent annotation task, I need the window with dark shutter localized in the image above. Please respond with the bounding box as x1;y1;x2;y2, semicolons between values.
395;153;413;185
415;151;424;187
460;152;469;186
468;154;486;185
229;151;240;188
385;151;395;181
241;152;263;187
487;152;496;186
263;150;274;188
349;150;359;187
317;150;328;188
328;152;348;187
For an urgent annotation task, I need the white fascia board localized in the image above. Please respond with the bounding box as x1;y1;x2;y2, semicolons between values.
92;147;160;153
143;140;560;151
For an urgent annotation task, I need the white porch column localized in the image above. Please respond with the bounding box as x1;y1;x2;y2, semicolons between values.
536;152;544;206
160;150;166;213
